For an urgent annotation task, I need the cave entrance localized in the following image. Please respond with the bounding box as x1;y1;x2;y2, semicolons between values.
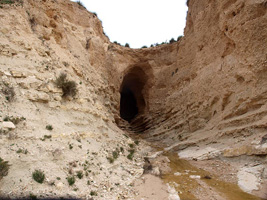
120;67;147;123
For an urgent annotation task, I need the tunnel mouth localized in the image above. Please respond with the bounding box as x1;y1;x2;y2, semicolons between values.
119;67;147;124
120;87;138;122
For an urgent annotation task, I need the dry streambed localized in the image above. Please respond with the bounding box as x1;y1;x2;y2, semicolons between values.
134;150;265;200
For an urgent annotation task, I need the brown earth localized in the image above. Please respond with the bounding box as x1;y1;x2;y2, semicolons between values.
0;0;266;199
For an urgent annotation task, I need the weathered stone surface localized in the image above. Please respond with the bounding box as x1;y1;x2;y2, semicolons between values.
2;121;16;129
10;70;27;78
26;91;50;103
223;144;267;157
0;0;266;199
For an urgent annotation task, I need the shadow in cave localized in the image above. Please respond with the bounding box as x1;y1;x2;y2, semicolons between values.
118;66;150;133
120;87;138;122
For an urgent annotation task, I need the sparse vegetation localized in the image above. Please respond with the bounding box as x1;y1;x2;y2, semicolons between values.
125;43;130;48
90;191;97;196
16;148;28;154
76;0;85;8
69;144;73;150
177;35;183;41
169;38;176;43
41;135;52;141
128;143;134;148
0;157;10;180
3;116;25;124
55;73;77;97
32;170;45;184
141;46;147;48
127;149;135;160
107;157;114;164
134;140;139;145
67;176;75;186
46;125;53;131
1;82;15;102
76;171;83;179
112;151;119;159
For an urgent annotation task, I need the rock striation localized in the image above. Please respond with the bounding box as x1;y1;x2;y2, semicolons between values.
0;0;266;199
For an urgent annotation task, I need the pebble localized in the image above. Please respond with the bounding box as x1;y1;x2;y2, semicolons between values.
189;175;201;179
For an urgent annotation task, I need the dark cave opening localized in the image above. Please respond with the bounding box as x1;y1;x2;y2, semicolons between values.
120;87;138;122
119;67;147;123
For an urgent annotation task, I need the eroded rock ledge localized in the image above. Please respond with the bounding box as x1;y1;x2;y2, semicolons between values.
0;0;266;199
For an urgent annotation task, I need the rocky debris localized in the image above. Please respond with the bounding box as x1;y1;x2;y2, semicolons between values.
174;172;182;176
189;175;201;179
237;165;263;193
167;183;180;200
2;121;16;129
223;144;267;157
26;91;50;103
178;147;221;160
0;0;266;199
10;70;27;78
151;166;161;176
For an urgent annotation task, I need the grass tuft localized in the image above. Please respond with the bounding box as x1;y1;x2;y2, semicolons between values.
67;176;75;186
32;170;45;184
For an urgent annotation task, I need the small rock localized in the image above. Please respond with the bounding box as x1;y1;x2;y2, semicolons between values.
2;121;16;129
56;182;64;190
174;172;181;176
151;167;160;176
262;168;267;179
10;70;26;78
260;134;267;144
189;175;201;179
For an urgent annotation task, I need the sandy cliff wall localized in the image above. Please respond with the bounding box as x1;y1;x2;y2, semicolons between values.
0;0;266;198
0;0;146;198
108;0;267;149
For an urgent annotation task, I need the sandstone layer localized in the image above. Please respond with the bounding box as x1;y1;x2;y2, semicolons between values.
0;0;266;199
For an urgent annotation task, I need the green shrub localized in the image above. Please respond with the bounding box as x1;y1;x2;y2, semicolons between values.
46;125;53;131
112;151;119;159
55;73;77;97
90;191;97;196
177;35;183;41
76;171;83;179
32;170;45;184
76;1;85;8
0;157;10;180
127;149;135;160
16;148;28;154
169;38;176;43
125;43;130;48
127;153;134;160
3;116;25;124
141;46;147;48
67;176;75;186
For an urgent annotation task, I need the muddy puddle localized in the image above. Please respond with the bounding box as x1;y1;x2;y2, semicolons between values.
161;152;263;200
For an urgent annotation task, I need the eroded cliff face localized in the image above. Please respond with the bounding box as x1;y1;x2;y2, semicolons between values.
108;0;267;149
0;0;266;199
